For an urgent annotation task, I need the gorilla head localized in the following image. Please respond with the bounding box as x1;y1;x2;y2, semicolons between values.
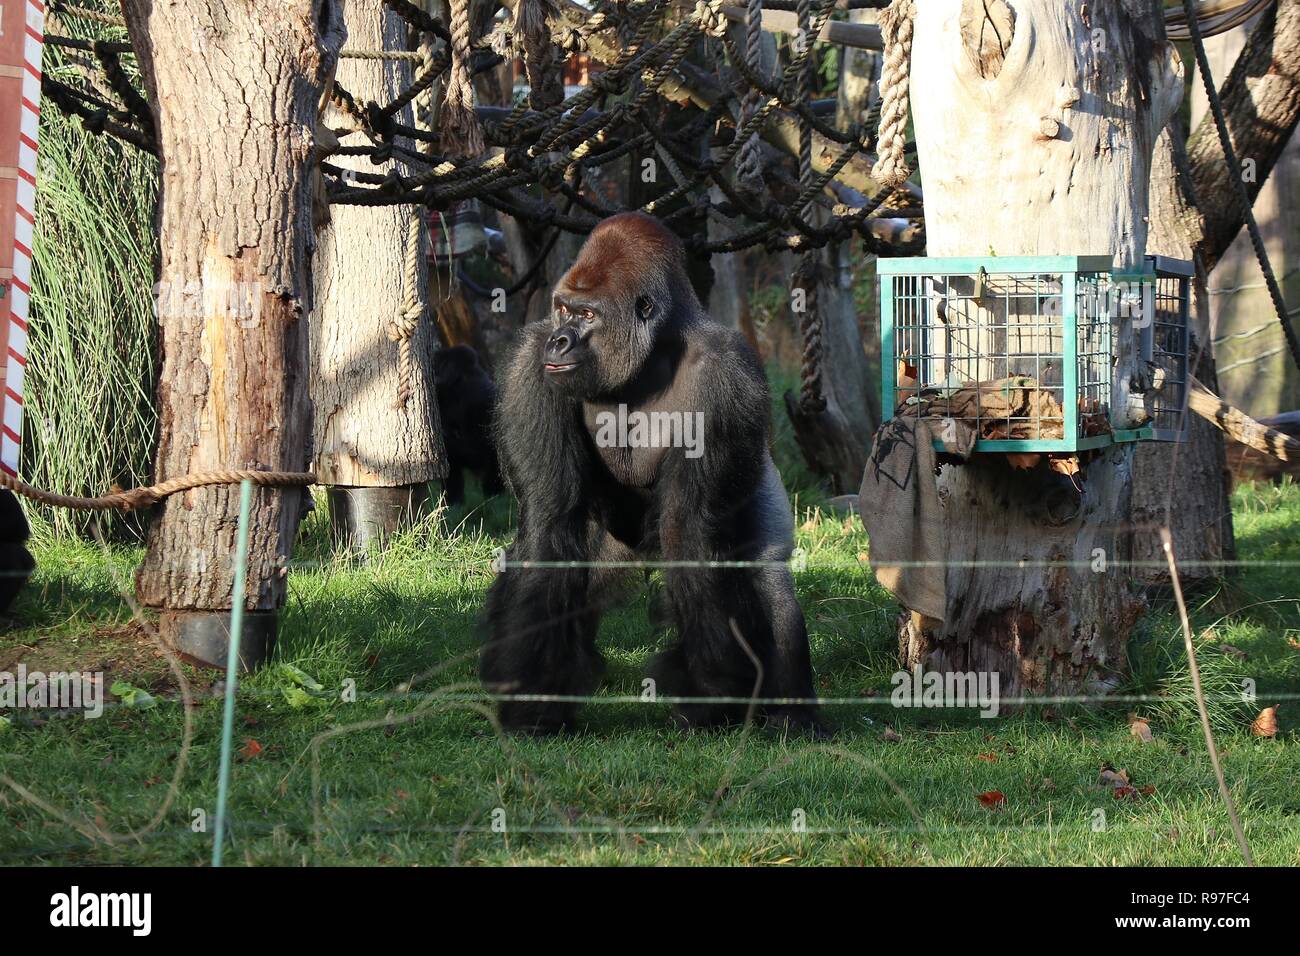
541;212;701;399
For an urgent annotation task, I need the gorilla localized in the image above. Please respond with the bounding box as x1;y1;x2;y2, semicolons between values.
0;489;34;614
433;345;504;506
481;212;819;734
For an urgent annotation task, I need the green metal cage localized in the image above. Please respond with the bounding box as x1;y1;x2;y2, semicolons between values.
878;255;1192;454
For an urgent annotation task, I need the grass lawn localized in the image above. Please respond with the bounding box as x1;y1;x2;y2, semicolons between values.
1;396;1297;866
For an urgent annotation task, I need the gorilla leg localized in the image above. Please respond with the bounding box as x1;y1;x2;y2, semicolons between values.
481;519;604;733
649;459;819;730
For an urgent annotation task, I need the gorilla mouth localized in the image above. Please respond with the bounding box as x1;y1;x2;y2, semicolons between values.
544;362;578;373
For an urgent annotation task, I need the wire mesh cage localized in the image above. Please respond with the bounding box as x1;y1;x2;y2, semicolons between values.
878;255;1191;453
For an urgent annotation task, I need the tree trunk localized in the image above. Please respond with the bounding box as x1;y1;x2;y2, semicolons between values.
782;9;878;495
1132;123;1236;587
311;0;446;548
897;0;1182;695
1133;0;1300;583
1190;0;1300;415
124;0;345;667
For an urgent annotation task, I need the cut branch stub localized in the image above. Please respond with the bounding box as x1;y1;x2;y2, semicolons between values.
959;0;1015;79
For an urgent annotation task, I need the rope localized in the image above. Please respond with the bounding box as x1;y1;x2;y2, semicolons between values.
796;0;814;199
1182;0;1300;376
870;0;914;189
735;0;768;193
390;2;438;410
0;469;314;513
516;0;565;110
45;0;924;264
441;0;484;156
793;252;826;412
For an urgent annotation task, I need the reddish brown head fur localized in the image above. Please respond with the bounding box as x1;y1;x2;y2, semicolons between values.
558;213;693;305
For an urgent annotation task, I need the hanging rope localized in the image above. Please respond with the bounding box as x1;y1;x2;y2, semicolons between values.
440;0;484;156
793;252;826;413
1182;0;1300;376
735;0;768;193
871;0;915;189
391;4;438;410
516;0;565;110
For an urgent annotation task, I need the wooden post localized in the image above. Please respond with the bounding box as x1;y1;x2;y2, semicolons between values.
311;0;446;550
899;0;1182;695
123;0;345;668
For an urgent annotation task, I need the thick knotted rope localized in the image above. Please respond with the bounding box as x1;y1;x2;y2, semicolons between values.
391;12;437;410
735;0;767;194
871;0;915;189
440;0;484;156
793;252;826;413
514;0;565;110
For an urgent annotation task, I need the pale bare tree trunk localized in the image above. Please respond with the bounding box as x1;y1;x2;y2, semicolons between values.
311;0;446;550
123;0;346;667
898;0;1182;695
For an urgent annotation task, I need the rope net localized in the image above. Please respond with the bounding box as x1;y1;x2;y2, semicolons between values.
41;0;918;261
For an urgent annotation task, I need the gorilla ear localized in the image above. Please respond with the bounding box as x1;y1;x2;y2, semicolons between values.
635;295;655;322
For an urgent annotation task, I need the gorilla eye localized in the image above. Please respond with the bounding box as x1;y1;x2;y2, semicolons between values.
556;302;569;315
580;309;595;320
635;296;654;321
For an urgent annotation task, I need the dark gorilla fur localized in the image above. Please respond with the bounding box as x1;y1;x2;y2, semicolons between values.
0;490;34;614
481;212;819;734
433;346;504;506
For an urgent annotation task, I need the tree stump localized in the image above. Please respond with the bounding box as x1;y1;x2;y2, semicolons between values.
898;0;1183;695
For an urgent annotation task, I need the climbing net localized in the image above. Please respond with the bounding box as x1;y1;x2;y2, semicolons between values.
40;0;920;260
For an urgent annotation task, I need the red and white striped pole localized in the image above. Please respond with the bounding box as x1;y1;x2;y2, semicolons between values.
0;0;43;478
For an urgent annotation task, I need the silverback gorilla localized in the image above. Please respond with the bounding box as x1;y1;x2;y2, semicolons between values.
481;213;819;734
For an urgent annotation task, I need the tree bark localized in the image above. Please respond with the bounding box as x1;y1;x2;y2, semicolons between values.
311;1;446;492
1187;0;1300;274
124;0;345;663
782;8;879;494
897;0;1182;695
1133;0;1300;583
1132;123;1236;587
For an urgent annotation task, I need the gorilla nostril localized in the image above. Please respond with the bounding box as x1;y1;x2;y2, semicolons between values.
547;330;574;359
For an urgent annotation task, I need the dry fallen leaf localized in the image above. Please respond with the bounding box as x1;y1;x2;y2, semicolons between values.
1099;767;1130;788
977;751;998;762
976;790;1006;809
1221;644;1248;661
239;738;263;760
1129;718;1154;743
1048;456;1080;477
1288;635;1300;651
881;728;902;743
1251;706;1279;738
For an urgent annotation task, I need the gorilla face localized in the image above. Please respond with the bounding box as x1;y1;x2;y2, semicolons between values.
542;291;661;399
541;212;694;400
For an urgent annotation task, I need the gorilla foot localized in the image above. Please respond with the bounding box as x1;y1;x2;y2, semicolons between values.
763;707;832;740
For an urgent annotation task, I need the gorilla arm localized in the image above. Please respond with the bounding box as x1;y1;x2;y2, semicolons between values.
480;323;605;732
